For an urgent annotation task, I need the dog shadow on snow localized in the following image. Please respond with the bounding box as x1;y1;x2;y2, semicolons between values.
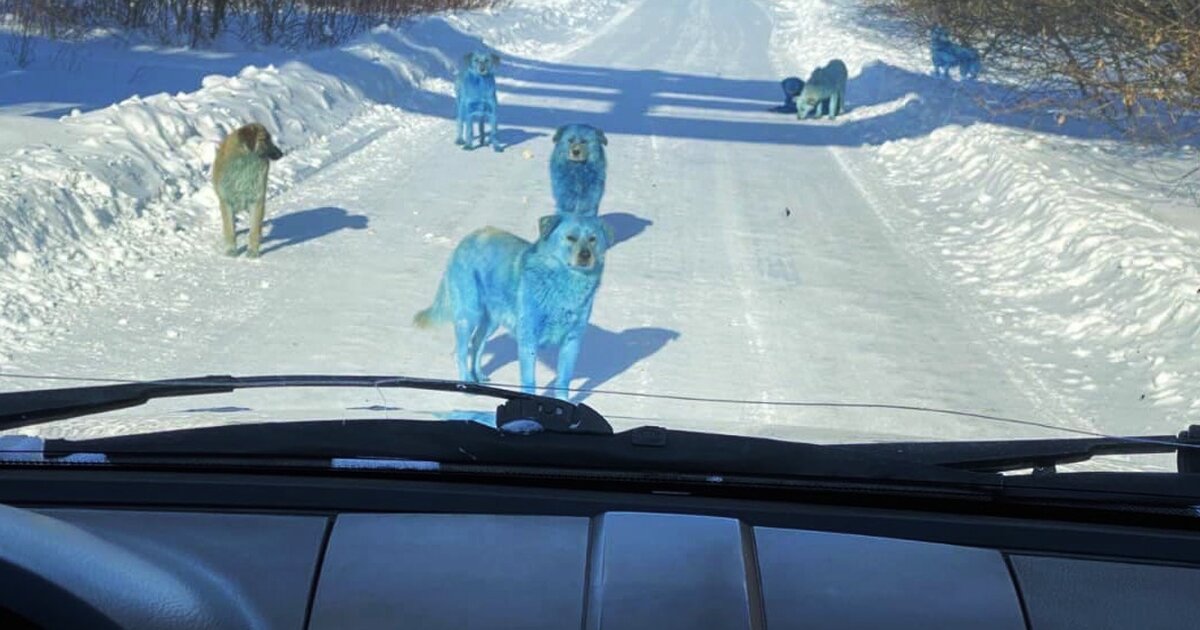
252;206;369;256
601;212;653;248
478;325;681;403
493;128;546;148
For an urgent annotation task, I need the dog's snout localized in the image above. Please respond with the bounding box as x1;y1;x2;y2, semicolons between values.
574;247;596;268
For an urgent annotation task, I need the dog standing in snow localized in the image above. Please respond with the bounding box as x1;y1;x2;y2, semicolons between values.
797;59;848;120
413;213;613;397
550;124;607;216
931;26;981;80
773;76;805;113
455;51;502;151
212;123;284;257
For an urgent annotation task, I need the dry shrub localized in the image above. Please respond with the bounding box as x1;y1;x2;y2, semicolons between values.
1;0;505;53
872;0;1200;144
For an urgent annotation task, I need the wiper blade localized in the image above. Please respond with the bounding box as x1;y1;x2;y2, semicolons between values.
834;426;1200;473
0;374;612;435
43;419;992;487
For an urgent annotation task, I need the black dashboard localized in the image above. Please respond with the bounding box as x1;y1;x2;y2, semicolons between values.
1;469;1199;629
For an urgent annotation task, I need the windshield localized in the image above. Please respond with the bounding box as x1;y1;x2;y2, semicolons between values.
0;0;1194;473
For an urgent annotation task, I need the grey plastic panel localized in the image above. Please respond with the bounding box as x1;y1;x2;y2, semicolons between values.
755;527;1026;629
36;508;328;630
586;512;759;630
310;512;1047;629
307;514;591;630
1011;555;1200;630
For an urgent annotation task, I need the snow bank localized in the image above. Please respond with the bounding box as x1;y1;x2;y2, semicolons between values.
866;127;1200;432
769;0;1200;433
0;0;632;360
770;0;916;78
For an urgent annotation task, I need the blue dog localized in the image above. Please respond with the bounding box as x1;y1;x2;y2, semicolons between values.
413;213;613;396
455;51;501;151
550;124;607;216
772;76;805;113
797;59;848;120
931;26;981;80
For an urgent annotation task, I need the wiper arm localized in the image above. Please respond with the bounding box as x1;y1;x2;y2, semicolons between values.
834;426;1200;473
0;374;612;435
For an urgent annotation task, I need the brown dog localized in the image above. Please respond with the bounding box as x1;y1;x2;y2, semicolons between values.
212;123;284;257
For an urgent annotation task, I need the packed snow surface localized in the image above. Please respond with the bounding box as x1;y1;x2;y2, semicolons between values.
1;0;1197;471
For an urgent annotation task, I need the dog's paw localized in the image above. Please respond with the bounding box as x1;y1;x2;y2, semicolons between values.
454;137;465;145
492;144;503;153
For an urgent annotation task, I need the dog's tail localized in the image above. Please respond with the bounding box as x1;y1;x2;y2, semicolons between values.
413;279;450;329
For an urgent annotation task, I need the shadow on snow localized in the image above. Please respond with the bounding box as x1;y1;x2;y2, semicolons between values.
258;206;369;255
478;324;680;403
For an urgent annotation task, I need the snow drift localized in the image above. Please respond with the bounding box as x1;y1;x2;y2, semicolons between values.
770;0;1200;435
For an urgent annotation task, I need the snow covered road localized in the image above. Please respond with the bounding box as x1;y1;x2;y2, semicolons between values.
7;0;1136;445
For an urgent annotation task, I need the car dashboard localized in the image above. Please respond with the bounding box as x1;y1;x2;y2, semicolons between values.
5;498;1200;629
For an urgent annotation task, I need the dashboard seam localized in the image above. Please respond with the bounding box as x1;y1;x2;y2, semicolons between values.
301;514;336;630
1001;552;1034;630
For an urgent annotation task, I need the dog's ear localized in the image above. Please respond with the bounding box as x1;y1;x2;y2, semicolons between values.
552;125;566;144
538;214;563;240
237;125;258;152
490;53;501;66
596;129;608;146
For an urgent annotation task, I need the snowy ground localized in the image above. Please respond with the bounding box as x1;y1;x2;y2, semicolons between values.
1;0;1197;463
772;0;1200;444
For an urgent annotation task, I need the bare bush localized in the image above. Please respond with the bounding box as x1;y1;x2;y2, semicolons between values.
2;0;89;66
873;0;1200;144
1;0;504;52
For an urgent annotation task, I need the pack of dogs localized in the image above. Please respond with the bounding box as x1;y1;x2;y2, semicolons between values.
412;120;611;394
211;35;978;396
410;54;614;396
774;59;848;120
209;48;610;398
772;27;980;119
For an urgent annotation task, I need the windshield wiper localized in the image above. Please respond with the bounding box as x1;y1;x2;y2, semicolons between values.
833;426;1200;474
0;374;612;435
36;418;993;488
